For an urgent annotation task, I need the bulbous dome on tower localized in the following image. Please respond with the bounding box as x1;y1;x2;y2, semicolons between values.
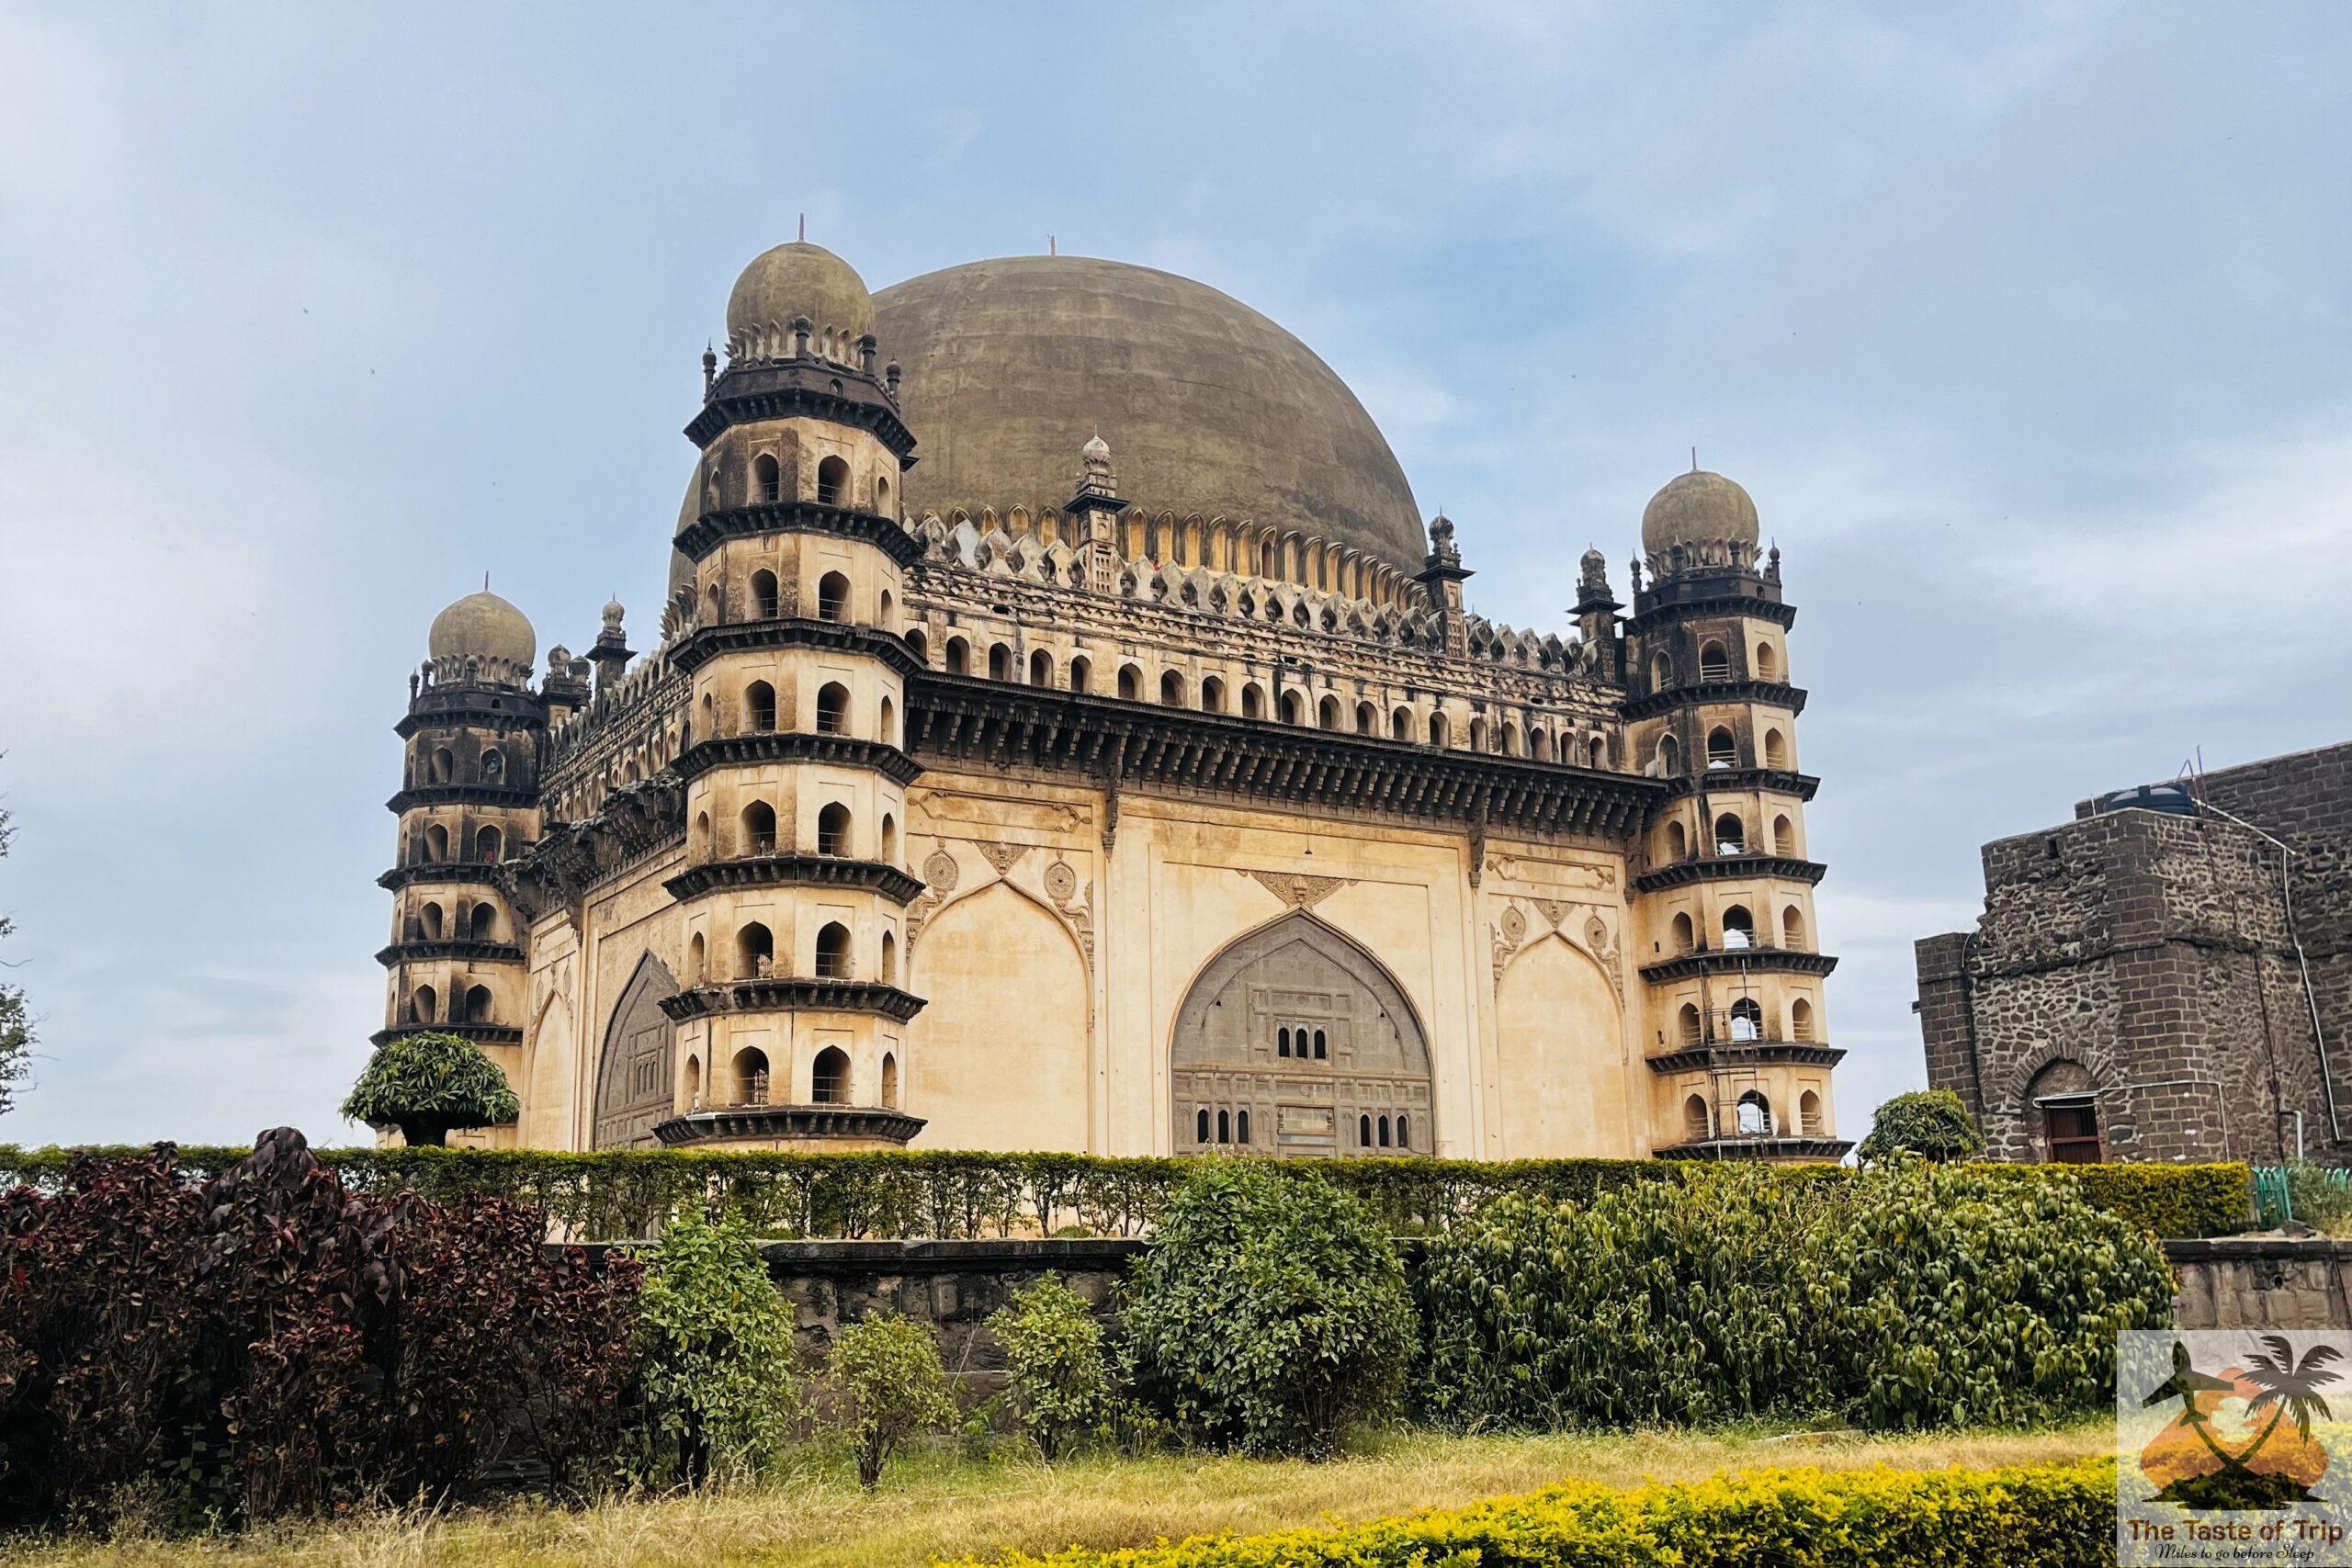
1641;468;1760;556
427;590;536;670
726;241;875;357
873;255;1425;575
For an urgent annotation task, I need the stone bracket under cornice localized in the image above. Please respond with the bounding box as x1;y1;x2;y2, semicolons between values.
677;733;924;787
385;784;541;814
375;939;527;968
1655;1135;1855;1161
1623;680;1809;723
1638;948;1841;984
1625;584;1798;633
1644;1042;1846;1075
652;1104;927;1147
1632;854;1827;895
907;672;1665;842
664;855;925;906
502;777;686;927
670;618;924;679
370;1022;523;1049
659;978;927;1024
1664;767;1820;802
395;698;548;740
377;863;520;892
677;501;926;569
686;362;917;457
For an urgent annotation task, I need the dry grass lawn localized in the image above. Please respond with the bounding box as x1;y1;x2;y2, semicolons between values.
10;1424;2111;1568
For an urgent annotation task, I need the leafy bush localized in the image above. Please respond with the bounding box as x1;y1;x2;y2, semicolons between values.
990;1273;1116;1460
1857;1089;1982;1164
1124;1161;1415;1458
0;1130;638;1532
954;1457;2117;1567
1416;1169;1837;1429
631;1208;801;1485
826;1312;957;1488
341;1032;521;1147
1414;1161;2170;1433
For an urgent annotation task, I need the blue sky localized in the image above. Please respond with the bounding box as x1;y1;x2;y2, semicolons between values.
1;2;2347;1147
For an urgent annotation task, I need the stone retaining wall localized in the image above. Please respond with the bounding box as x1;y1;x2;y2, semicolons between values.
2165;1237;2352;1329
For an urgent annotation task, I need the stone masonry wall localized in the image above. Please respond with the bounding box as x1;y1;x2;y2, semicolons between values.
1917;741;2352;1166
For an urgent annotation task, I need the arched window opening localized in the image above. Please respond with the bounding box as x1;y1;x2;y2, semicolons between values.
988;643;1012;682
419;901;445;941
693;809;712;857
752;453;782;503
1671;911;1696;954
1679;1002;1702;1046
1069;655;1091;694
1707;727;1736;770
1469;716;1488;751
1699;640;1730;682
1799;1090;1823;1137
740;799;777;856
815;455;849;506
1201;675;1227;713
745;680;777;733
877;588;893;625
699;692;718;738
704;582;722;625
412;984;438;1023
431;747;455;783
1277;1026;1292;1058
1723;905;1755;950
732;1046;771;1106
1312;1029;1327;1060
811;1045;851;1104
684;1055;703;1110
1216;1109;1231;1145
879;928;898;985
1237;1109;1250;1145
1736;1090;1771;1137
1427;711;1449;748
880;1053;899;1108
1773;815;1797;856
1030;649;1054;687
1281;690;1306;726
1377;1115;1391;1148
817;802;852;857
1730;997;1763;1042
1395;1114;1408;1150
1161;670;1186;706
815;682;849;735
1241;683;1265;719
424;823;449;863
905;627;928;663
688;931;707;985
1763;728;1789;769
1358;703;1378;736
1319;695;1342;730
475;826;502;864
1685;1094;1712;1143
814;920;853;979
944;637;969;676
1756;643;1781;681
876;475;892;517
1650;652;1672;692
812;571;849;623
1588;735;1607;769
1781;907;1806;949
1359;1113;1373;1148
481;748;503;783
751;569;781;619
1196;1108;1211;1144
1791;998;1815;1042
1118;665;1142;701
1666;820;1689;862
878;695;896;746
1532;728;1553;762
469;903;497;942
736;921;775;978
1657;735;1681;776
1714;813;1746;855
464;985;494;1024
879;812;898;862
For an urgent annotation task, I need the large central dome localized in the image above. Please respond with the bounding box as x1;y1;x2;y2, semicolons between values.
873;257;1425;575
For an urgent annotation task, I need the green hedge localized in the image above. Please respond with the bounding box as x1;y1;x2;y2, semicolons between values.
955;1457;2117;1567
0;1144;2251;1241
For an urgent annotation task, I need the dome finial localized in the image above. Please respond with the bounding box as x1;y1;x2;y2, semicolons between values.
1691;446;1699;474
797;211;806;243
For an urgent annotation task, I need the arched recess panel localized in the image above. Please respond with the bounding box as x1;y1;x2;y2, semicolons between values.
1170;911;1432;1157
909;883;1088;1152
593;953;678;1149
521;991;574;1149
1495;937;1627;1157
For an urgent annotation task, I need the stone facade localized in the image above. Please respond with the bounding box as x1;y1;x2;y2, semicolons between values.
2167;1238;2352;1331
1917;742;2352;1164
379;241;1849;1164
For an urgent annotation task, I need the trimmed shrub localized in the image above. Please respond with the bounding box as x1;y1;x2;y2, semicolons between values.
0;1130;637;1532
341;1031;521;1147
631;1208;801;1485
2037;1159;2252;1238
953;1457;2118;1567
826;1312;956;1489
1857;1088;1983;1164
990;1274;1116;1461
1414;1161;2171;1432
1124;1161;1415;1458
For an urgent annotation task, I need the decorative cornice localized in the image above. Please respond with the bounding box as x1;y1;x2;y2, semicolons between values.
1624;585;1798;634
1663;767;1820;802
1654;1135;1853;1162
370;1022;523;1048
1632;854;1827;895
658;978;927;1023
652;1103;927;1147
906;673;1665;842
663;855;924;905
502;778;686;926
385;784;540;814
1644;1041;1847;1075
376;939;527;968
676;733;924;787
1623;680;1808;723
670;618;925;679
675;501;926;568
394;698;548;740
377;863;517;893
1640;947;1841;984
687;360;918;457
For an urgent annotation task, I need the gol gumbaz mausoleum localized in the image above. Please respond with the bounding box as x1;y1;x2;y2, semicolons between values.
377;242;1844;1163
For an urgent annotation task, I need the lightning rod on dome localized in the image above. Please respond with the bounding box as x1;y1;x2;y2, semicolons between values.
797;212;806;243
1049;234;1057;256
1691;447;1699;473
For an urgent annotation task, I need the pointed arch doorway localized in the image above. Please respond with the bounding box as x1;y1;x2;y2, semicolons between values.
1169;912;1433;1157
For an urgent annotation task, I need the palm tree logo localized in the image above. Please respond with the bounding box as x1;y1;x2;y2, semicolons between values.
2139;1336;2343;1510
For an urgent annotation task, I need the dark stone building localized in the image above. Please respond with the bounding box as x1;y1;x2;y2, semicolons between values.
1916;741;2351;1165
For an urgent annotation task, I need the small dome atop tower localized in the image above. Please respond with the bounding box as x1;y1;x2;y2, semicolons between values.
428;590;535;670
1641;469;1759;556
726;240;874;356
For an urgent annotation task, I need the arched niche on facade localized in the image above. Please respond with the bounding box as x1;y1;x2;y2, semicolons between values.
1169;911;1432;1158
593;952;678;1149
